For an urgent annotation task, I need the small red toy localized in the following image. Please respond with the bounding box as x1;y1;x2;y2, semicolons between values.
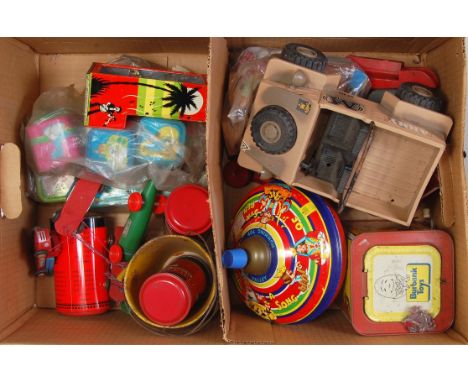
33;227;58;276
348;55;439;89
54;179;102;236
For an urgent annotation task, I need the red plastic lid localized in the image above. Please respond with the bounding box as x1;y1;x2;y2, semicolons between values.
165;184;211;235
139;273;193;326
109;244;123;264
128;192;144;212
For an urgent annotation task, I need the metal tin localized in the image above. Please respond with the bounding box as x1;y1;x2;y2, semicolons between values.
165;184;212;236
226;181;346;324
139;257;207;326
347;230;454;335
124;235;216;330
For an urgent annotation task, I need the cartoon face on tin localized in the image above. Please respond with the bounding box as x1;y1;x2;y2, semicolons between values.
374;273;408;299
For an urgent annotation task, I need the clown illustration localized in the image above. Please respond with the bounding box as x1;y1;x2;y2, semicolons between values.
374;273;409;299
293;231;330;266
273;264;295;285
257;184;291;225
245;287;276;321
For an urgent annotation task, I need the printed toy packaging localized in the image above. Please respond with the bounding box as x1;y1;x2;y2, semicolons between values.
28;171;142;207
32;174;76;203
342;230;454;335
25;110;84;174
86;128;136;173
134;117;186;168
84;62;208;129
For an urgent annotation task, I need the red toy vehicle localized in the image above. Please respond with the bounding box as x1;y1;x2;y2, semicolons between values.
348;55;439;89
33;227;58;276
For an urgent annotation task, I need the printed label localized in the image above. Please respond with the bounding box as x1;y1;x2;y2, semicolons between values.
364;245;441;322
406;264;431;302
296;99;312;114
240;141;250;152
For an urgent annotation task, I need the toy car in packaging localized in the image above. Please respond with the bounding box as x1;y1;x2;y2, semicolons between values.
342;230;454;335
237;43;453;226
84;62;207;129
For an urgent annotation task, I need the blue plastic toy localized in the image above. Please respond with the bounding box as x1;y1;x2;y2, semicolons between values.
136;117;186;168
86;128;135;172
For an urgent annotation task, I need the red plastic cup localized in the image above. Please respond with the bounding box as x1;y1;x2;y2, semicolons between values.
164;184;212;236
139;257;207;326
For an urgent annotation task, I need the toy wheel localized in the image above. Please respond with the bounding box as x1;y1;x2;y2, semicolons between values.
396;82;443;112
128;192;144;212
251;106;297;154
281;44;327;72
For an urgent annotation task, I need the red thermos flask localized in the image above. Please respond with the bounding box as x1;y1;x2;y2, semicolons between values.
54;216;110;316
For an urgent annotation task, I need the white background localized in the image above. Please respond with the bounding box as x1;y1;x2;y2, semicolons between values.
1;1;467;381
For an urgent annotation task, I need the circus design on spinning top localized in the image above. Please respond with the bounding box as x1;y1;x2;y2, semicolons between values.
223;181;346;324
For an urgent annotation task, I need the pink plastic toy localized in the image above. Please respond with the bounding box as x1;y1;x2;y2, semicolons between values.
26;113;83;173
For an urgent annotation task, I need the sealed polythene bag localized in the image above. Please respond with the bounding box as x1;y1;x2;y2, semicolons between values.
25;110;86;174
24;86;206;192
82;117;189;188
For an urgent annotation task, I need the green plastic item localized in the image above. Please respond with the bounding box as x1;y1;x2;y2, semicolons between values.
119;180;157;262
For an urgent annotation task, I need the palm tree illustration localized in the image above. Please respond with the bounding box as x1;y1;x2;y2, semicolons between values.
88;77;200;116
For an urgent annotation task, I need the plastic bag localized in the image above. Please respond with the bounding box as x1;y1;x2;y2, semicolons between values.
108;55;158;68
27;171;142;207
71;117;187;188
325;56;371;97
28;85;84;123
222;47;279;156
148;122;207;190
27;171;75;203
24;108;87;175
25;110;193;189
25;82;207;194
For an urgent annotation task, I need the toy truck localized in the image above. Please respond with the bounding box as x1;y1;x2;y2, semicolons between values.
238;44;453;226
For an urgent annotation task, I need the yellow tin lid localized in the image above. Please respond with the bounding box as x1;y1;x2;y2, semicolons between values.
364;245;441;322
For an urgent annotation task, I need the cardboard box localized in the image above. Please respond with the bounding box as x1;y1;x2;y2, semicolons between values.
0;37;226;344
0;37;467;345
221;38;467;344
